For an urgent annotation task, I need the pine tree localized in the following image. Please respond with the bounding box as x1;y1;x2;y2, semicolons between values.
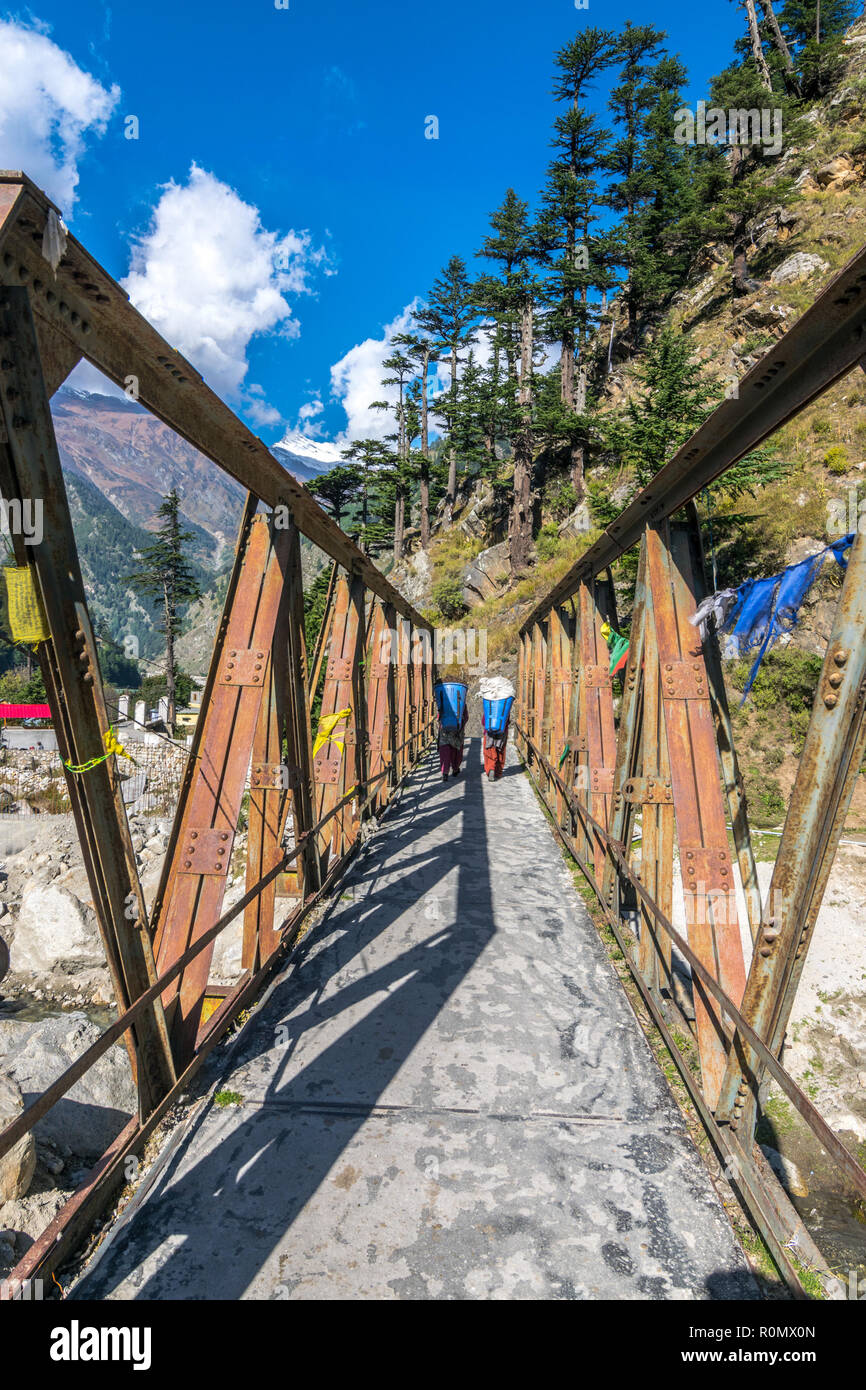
703;55;799;296
605;328;721;493
379;349;415;562
476;189;541;575
779;0;858;96
537;27;617;498
606;21;668;337
629;54;697;316
127;490;201;728
418;257;476;520
451;349;489;479
309;463;362;530
341;439;395;554
392;331;434;547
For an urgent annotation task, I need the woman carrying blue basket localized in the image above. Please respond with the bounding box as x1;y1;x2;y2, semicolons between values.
480;676;515;782
433;678;468;781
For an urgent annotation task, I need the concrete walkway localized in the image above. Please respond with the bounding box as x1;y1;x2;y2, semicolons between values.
73;741;757;1301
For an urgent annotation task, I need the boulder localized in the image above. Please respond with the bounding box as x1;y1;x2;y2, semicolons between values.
0;1072;36;1202
10;883;104;976
557;502;593;539
1;1013;135;1158
461;542;510;606
770;253;830;285
209;910;245;986
398;547;433;610
816;157;859;191
457;480;509;546
759;1144;809;1198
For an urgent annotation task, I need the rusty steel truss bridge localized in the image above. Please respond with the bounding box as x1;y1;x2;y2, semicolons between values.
0;170;865;1300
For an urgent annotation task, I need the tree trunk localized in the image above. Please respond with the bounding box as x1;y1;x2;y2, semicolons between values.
729;147;757;297
393;493;404;563
445;347;458;521
570;363;588;499
509;300;534;577
419;345;430;548
164;583;175;729
757;0;798;84
744;0;774;91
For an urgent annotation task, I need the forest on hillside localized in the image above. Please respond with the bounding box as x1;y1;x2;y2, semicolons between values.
305;0;861;588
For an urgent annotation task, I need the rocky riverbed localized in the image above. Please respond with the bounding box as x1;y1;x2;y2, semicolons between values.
0;811;251;1274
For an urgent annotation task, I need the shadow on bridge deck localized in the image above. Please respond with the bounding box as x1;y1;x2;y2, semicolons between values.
72;740;757;1301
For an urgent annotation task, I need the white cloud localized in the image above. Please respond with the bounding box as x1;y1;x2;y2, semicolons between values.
121;164;328;411
0;18;119;214
330;302;452;447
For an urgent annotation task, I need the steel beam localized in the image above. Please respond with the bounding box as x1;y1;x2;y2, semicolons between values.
717;530;866;1136
522;240;866;632
153;513;290;1061
577;583;617;881
646;521;747;1107
0;174;430;630
0;285;175;1113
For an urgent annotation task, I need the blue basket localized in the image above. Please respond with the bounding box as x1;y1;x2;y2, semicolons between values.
435;681;467;730
483;695;513;734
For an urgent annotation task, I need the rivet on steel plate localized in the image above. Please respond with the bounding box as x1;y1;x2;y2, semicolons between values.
824;693;838;708
835;648;850;665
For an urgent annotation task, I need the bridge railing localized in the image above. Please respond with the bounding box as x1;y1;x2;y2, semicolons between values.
516;242;866;1298
0;172;436;1296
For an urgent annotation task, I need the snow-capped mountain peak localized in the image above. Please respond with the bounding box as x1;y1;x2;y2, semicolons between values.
272;429;343;466
270;428;344;483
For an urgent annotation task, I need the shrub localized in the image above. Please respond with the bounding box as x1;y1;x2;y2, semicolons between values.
746;768;787;826
811;415;832;437
535;521;561;562
546;480;577;521
432;576;468;619
727;647;822;714
824;445;849;475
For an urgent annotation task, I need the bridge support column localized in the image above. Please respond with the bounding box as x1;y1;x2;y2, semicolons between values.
576;582;617;881
153;508;292;1064
242;515;320;972
546;607;573;829
645;520;746;1109
0;284;176;1116
366;599;394;816
717;529;866;1138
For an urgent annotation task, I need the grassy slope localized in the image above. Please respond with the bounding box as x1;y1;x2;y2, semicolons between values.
414;19;866;824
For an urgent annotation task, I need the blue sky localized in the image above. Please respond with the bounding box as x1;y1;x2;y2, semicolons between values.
1;1;743;449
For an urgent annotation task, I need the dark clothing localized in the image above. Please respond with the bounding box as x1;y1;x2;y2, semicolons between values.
439;741;464;776
437;703;468;778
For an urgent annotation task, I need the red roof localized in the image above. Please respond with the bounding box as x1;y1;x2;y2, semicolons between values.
0;704;52;719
